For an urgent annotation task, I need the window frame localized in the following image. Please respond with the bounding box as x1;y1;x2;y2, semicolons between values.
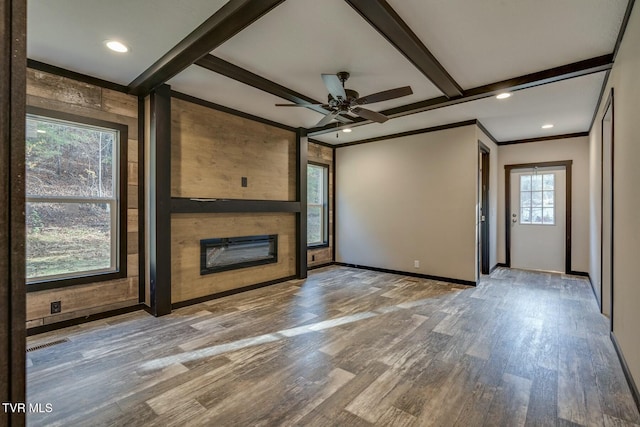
307;161;329;248
25;106;128;292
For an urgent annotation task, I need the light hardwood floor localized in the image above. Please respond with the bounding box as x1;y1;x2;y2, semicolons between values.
26;266;640;426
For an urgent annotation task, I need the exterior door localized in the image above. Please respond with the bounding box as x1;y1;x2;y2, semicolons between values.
510;167;566;272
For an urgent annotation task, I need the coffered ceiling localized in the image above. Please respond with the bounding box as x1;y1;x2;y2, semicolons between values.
27;0;632;145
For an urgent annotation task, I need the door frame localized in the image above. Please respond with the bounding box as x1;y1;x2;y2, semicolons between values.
505;160;573;274
479;141;491;275
600;88;614;329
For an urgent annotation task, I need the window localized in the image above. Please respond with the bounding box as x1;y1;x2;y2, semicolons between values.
520;173;555;225
307;163;329;247
25;109;127;289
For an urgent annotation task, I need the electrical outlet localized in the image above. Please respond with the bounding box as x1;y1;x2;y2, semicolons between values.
50;301;61;314
414;260;420;268
241;177;248;187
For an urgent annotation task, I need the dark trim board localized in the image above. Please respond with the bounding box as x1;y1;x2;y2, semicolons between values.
479;141;491;276
128;0;286;95
499;132;589;146
335;263;477;287
614;0;637;61
296;129;308;279
27;59;129;93
476;120;499;145
611;331;640;413
308;262;336;271
138;97;146;303
309;55;613;136
196;55;331;117
171;90;295;132
171;275;297;309
171;198;301;214
1;0;27;421
586;273;600;304
589;69;611;133
333;119;477;148
308;138;336;149
600;88;615;328
344;0;462;98
489;263;506;274
331;147;337;263
147;85;172;316
569;271;589;277
27;304;144;336
504;160;573;274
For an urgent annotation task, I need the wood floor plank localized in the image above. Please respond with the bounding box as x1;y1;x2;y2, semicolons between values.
25;266;640;426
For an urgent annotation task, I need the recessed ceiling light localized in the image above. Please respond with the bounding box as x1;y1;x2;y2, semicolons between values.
342;128;352;133
496;92;511;99
541;124;554;129
105;40;129;53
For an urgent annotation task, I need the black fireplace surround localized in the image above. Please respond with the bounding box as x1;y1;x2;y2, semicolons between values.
200;234;278;275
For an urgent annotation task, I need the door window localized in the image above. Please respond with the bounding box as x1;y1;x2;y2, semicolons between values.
520;173;555;225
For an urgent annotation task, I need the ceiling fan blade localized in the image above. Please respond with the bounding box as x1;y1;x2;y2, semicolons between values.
355;86;413;105
275;102;325;107
334;114;353;124
321;74;347;100
314;111;341;127
352;107;389;123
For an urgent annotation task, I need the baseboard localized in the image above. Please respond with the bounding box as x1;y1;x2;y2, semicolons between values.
308;262;336;271
489;263;504;274
583;273;601;307
610;331;640;412
568;270;589;277
171;275;297;309
335;263;476;287
27;304;144;336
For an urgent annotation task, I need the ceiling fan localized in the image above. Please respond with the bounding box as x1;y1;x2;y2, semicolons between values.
275;71;413;127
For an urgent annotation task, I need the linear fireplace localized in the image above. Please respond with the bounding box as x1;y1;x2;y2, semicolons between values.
200;234;278;275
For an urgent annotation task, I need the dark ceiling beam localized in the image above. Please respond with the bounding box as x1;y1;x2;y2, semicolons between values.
309;54;613;136
128;0;285;96
344;0;463;98
195;55;331;116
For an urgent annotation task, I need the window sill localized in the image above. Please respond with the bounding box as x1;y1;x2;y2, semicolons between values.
307;243;330;250
26;269;127;292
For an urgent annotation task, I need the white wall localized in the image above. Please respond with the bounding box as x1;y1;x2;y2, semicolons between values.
589;125;602;303
336;125;478;283
497;137;590;272
589;1;640;389
478;128;499;270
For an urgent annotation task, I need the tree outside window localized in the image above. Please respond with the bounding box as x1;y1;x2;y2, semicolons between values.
26;112;125;287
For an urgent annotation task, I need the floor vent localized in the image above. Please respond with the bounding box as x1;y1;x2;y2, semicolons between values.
27;338;69;352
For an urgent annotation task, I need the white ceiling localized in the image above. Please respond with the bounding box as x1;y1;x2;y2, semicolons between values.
26;0;630;143
27;0;228;85
387;0;628;88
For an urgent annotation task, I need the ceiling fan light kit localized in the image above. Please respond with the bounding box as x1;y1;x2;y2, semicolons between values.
276;71;413;127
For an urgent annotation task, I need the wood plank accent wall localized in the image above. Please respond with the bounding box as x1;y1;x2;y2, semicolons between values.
25;69;140;327
308;142;334;267
171;97;296;201
171;213;296;303
170;97;298;303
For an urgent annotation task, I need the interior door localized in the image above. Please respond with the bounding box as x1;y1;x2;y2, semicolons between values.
510;167;566;272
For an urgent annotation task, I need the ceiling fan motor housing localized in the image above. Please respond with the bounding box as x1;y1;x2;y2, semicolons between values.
328;89;360;111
